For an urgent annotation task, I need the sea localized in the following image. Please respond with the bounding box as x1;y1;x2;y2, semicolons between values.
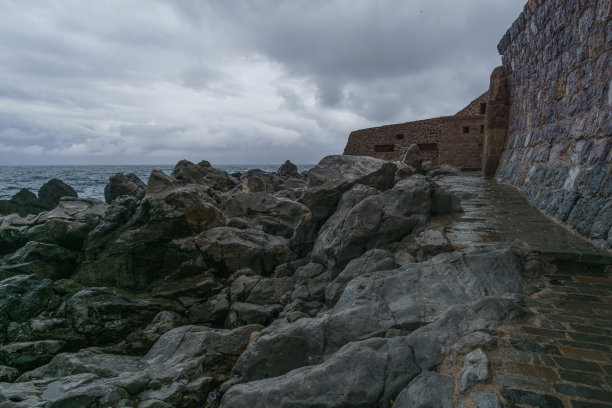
0;164;315;201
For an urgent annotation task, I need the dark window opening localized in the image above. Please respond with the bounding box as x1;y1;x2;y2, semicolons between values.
374;144;395;152
480;125;485;134
463;126;470;134
480;103;487;114
396;134;404;140
417;143;438;152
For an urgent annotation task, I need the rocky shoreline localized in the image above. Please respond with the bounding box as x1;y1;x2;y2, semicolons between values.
0;154;544;407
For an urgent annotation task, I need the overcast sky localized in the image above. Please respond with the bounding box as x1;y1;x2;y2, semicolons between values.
0;0;526;165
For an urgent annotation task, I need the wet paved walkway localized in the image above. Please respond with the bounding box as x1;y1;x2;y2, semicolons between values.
434;175;612;408
433;175;609;263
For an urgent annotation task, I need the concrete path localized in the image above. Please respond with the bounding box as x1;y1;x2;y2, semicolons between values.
433;175;611;408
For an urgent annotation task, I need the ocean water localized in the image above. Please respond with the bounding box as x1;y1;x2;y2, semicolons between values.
0;164;315;201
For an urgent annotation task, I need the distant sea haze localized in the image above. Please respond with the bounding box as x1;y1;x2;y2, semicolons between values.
0;164;315;202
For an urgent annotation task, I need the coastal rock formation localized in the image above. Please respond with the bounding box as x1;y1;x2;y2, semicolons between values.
0;156;540;407
104;172;147;203
0;178;78;217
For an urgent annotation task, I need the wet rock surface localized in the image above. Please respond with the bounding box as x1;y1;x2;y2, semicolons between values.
0;156;598;407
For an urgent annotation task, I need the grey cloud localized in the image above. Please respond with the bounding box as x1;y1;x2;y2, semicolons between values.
0;0;526;165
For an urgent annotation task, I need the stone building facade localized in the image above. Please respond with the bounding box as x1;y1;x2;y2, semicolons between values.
492;0;611;248
343;92;489;169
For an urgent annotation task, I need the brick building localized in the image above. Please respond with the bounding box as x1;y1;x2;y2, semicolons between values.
343;92;489;170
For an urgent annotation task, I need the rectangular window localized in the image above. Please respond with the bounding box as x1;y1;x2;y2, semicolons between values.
463;126;470;134
417;143;438;152
480;103;487;114
480;125;485;134
374;144;395;152
396;134;404;140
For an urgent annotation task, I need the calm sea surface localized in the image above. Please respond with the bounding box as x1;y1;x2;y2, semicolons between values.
0;164;314;201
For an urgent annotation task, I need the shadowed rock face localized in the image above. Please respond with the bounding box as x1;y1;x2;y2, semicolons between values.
0;156;541;408
0;179;78;217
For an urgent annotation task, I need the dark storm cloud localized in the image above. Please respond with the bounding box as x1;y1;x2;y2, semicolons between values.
0;0;526;165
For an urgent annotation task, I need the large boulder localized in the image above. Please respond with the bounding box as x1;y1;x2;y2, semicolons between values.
0;275;64;343
77;181;224;289
393;371;454;408
223;191;311;238
325;249;395;306
231;245;533;383
23;197;107;251
65;287;161;345
220;297;526;408
312;176;433;269
278;160;299;178
402;144;423;173
195;227;295;277
0;189;47;217
4;241;78;280
38;178;78;209
10;324;263;407
104;172;146;203
0;340;65;371
300;155;396;221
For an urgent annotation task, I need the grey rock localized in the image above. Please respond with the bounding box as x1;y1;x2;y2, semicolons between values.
393;371;454;408
0;188;48;217
143;311;184;343
246;277;293;305
402;144;423;173
311;183;379;267
416;229;453;255
38;178;78;209
232;245;532;383
472;392;501;408
5;241;78;280
172;160;204;185
66;287;160;345
394;251;416;266
325;249;395;306
431;184;462;215
229;272;262;302
0;275;63;340
187;292;229;325
139;400;173;408
396;164;417;179
17;197;106;252
312;176;432;269
241;171;275;193
141;324;263;384
300;155;397;221
195;227;295;277
0;364;19;382
226;303;283;327
221;297;526;408
224;191;310;238
453;331;493;352
0;340;65;371
278;160;299;178
459;348;489;394
524;259;543;276
104;173;146;204
78;182;223;289
427;164;462;177
422;161;436;172
21;348;140;380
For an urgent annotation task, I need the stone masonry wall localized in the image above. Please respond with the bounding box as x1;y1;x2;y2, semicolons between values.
439;117;485;169
343;118;443;162
495;0;612;248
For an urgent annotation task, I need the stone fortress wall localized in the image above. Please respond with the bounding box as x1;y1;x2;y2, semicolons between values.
343;93;489;168
493;0;612;248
